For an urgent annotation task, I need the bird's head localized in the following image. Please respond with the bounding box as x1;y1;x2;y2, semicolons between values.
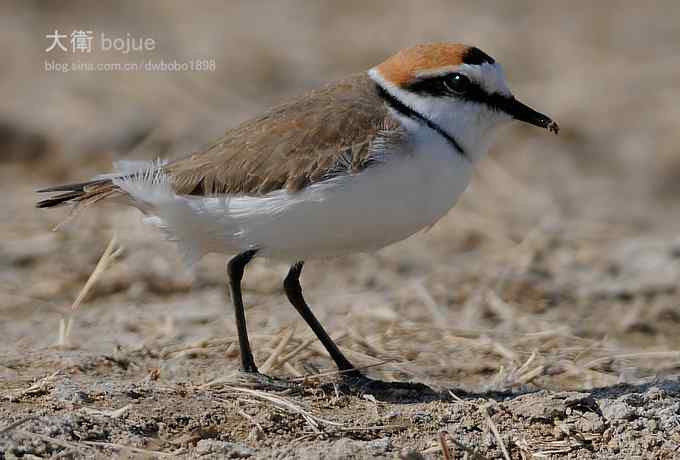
370;43;558;160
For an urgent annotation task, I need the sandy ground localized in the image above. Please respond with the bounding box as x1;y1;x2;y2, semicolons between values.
2;1;680;458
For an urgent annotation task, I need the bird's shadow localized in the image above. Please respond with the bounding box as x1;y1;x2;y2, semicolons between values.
324;375;680;405
320;375;517;404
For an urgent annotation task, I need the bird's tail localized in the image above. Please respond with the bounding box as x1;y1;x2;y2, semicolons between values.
36;159;218;265
36;160;166;212
36;178;121;210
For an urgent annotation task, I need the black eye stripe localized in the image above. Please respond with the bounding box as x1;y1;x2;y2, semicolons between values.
406;75;465;97
406;74;510;112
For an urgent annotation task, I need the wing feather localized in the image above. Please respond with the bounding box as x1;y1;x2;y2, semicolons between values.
165;73;405;196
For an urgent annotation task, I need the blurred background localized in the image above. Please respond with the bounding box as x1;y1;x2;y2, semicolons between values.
2;1;680;389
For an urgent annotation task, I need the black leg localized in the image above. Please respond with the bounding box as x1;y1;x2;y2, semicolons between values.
227;249;258;373
284;261;360;376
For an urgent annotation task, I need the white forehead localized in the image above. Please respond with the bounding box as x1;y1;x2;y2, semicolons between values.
458;62;511;96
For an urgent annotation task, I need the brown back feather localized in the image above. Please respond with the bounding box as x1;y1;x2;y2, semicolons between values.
165;73;404;195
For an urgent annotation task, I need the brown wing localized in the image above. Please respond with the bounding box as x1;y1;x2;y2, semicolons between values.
164;73;404;195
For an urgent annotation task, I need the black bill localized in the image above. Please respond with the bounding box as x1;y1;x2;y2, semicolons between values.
499;96;559;134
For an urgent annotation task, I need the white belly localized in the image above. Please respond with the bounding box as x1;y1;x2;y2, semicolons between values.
117;137;472;264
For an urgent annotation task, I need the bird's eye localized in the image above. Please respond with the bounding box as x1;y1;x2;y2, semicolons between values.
443;73;471;94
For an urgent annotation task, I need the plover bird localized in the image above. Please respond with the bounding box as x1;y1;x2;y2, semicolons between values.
38;43;558;387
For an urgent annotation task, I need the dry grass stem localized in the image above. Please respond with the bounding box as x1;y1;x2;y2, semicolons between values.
56;233;122;347
278;335;321;365
81;404;130;418
219;385;343;432
259;326;295;374
481;403;511;460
